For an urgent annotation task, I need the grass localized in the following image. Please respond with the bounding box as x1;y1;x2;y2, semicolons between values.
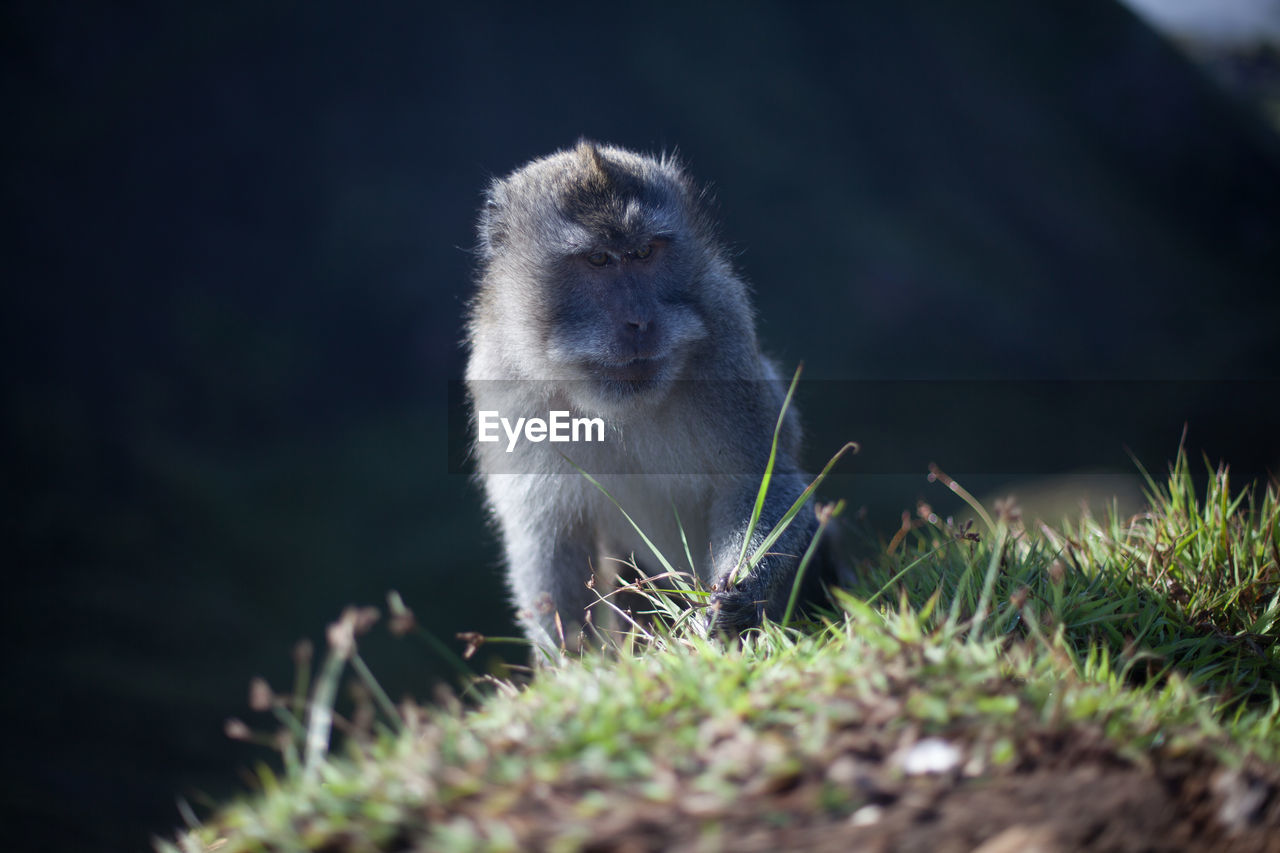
866;451;1280;715
159;449;1280;852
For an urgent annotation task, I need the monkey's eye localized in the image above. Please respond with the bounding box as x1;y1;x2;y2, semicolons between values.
586;251;610;267
631;243;653;260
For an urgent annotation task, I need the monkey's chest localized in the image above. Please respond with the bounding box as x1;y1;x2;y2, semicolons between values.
589;473;714;582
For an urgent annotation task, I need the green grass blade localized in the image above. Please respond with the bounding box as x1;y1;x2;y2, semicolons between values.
561;453;678;576
734;365;804;580
743;440;860;577
781;500;845;628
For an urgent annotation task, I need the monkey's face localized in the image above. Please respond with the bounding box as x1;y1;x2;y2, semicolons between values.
540;229;710;409
479;144;715;414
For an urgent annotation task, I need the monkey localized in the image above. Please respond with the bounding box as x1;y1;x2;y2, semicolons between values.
465;140;832;654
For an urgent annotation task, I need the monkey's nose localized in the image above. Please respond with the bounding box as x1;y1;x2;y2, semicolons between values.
621;319;659;359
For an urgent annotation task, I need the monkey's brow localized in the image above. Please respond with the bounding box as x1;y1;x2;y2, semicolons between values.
560;232;604;253
559;224;675;251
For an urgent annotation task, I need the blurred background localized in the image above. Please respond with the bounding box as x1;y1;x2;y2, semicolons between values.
4;1;1279;849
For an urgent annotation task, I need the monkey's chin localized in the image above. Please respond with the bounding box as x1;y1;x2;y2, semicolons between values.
599;357;664;384
581;357;672;410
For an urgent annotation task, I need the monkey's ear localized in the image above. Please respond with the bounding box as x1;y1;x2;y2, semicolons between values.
477;190;509;258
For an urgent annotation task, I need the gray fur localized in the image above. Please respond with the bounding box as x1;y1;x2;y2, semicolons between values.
466;140;825;654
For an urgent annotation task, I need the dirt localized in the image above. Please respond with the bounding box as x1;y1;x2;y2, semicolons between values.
481;727;1280;853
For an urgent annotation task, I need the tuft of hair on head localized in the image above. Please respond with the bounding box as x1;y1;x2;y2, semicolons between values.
573;138;615;193
574;138;605;171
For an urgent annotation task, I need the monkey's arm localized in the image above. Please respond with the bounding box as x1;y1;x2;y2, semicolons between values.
707;470;823;634
482;478;599;655
505;530;600;656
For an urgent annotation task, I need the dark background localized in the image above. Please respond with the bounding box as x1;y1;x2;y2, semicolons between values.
4;2;1279;849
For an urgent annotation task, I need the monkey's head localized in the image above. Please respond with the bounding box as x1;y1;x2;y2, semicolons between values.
472;141;748;414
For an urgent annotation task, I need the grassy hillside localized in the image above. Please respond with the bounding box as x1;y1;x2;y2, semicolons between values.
162;452;1280;852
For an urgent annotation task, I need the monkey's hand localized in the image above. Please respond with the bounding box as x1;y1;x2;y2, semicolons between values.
706;466;828;636
707;583;770;637
706;548;805;637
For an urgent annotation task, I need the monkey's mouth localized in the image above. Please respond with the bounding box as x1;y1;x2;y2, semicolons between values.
598;357;664;384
